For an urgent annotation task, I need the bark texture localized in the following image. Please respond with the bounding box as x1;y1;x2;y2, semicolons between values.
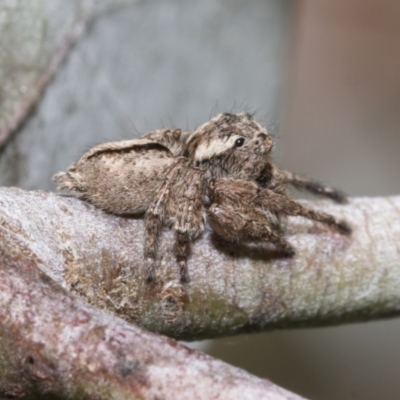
0;227;303;399
0;188;399;340
0;187;399;399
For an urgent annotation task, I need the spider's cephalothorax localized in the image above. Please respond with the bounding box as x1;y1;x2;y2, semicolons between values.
184;113;274;185
54;112;351;283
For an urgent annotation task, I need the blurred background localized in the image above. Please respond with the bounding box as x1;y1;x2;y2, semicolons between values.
0;0;399;399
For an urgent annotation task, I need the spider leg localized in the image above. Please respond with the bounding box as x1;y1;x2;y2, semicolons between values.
208;179;351;252
172;169;205;283
208;179;295;254
279;170;348;204
208;198;295;256
144;212;163;282
260;187;352;235
175;231;191;283
144;162;183;282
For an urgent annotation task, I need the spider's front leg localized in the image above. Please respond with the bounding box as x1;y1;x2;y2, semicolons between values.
208;179;351;255
272;169;348;204
208;180;295;256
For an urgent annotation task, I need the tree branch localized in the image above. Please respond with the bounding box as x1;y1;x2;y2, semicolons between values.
1;187;399;399
0;187;399;340
0;226;302;399
0;0;137;148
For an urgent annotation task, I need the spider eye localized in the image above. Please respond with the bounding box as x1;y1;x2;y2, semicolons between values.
235;138;245;147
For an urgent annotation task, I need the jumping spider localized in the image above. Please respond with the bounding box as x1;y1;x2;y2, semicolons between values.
54;113;351;283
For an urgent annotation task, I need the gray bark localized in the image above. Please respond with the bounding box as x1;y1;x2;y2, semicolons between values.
0;216;303;399
1;188;399;340
1;187;399;398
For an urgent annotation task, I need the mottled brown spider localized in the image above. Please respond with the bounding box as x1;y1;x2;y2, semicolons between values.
54;113;351;283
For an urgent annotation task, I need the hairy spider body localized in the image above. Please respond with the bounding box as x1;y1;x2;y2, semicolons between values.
54;113;351;283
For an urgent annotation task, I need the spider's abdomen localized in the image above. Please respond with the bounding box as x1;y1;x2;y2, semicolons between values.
53;140;176;215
